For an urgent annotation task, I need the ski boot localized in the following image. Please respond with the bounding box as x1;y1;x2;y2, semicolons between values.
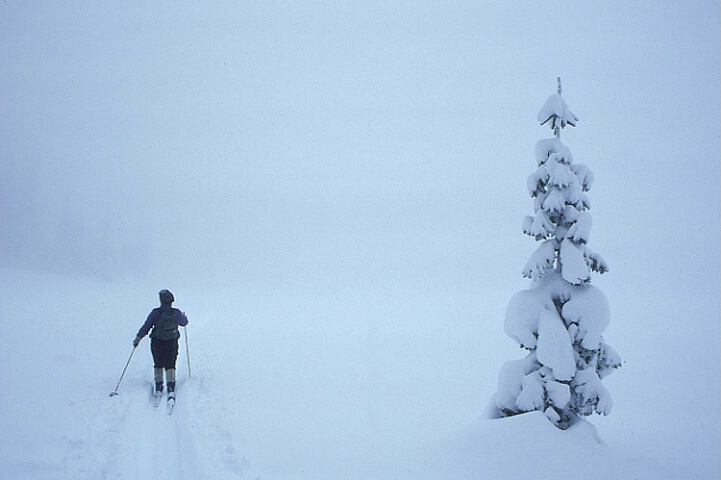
167;382;176;400
166;368;177;400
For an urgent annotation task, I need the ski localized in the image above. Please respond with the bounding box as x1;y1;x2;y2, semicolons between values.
166;395;175;415
152;384;163;408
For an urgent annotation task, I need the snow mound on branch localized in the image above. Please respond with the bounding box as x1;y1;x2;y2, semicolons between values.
537;93;579;130
561;285;610;350
503;273;580;350
536;307;575;381
522;239;556;280
566;210;592;244
572;366;613;416
495;354;540;413
516;370;546;411
535;137;564;166
560;238;590;284
504;289;547;350
542;188;566;215
570;163;594;191
546;158;576;188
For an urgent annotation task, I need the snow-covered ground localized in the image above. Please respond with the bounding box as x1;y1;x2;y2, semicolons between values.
0;265;718;480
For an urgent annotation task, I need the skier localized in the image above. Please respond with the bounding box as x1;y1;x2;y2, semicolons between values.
133;289;188;398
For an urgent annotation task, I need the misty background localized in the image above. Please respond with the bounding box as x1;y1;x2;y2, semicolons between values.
3;1;717;294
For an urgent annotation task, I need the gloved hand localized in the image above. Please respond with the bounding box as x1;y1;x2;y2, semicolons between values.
133;336;141;347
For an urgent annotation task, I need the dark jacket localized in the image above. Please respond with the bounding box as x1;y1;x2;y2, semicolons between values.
136;304;188;341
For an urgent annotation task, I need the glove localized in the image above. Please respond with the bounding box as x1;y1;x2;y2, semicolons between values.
133;336;141;347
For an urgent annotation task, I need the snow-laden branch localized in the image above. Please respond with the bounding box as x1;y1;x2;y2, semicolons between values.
537;93;578;132
566;211;592;244
569;164;594;192
560;238;590;285
536;307;576;381
522;240;556;280
528;211;555;240
535;137;563;166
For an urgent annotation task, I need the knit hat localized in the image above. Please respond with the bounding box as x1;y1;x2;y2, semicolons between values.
159;289;174;305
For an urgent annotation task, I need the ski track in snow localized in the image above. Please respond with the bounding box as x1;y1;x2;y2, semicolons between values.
63;371;250;480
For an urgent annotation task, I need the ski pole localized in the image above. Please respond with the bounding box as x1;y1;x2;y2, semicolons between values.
184;326;192;378
110;346;136;397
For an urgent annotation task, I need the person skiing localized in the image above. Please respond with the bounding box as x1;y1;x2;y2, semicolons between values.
133;289;188;398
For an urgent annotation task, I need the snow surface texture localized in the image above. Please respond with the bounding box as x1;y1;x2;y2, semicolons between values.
495;88;619;428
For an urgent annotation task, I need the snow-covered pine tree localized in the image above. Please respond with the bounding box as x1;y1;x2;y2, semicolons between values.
492;79;622;429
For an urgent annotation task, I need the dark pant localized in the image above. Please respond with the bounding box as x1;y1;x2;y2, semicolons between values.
151;338;179;370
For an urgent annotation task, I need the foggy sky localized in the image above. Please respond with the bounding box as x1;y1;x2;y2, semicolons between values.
1;1;719;297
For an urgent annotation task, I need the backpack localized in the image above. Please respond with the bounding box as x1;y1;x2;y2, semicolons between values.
154;309;179;340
